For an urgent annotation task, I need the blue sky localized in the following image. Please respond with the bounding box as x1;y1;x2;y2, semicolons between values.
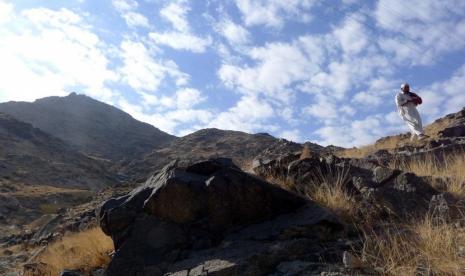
1;0;465;147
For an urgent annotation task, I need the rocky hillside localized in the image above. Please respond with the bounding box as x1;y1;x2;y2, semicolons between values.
2;107;465;275
0;93;176;162
0;112;121;252
339;107;465;159
120;128;326;181
0;113;116;189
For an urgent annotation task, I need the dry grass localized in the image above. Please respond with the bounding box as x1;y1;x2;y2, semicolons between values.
337;135;405;159
360;216;465;275
304;166;357;221
34;227;113;275
300;144;313;159
389;153;465;197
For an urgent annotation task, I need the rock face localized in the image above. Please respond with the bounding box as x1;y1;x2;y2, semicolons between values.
0;113;116;189
0;93;176;162
98;159;344;275
253;154;440;220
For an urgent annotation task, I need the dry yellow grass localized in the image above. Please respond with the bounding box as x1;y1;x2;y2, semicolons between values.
304;166;357;221
360;216;465;275
300;144;313;159
336;134;407;159
34;227;113;275
390;153;465;197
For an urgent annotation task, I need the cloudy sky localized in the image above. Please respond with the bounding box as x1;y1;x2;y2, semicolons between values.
1;0;464;147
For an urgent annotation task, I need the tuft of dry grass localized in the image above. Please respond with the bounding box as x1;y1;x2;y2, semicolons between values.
300;144;313;159
304;166;357;221
33;227;113;275
390;153;465;197
360;216;465;275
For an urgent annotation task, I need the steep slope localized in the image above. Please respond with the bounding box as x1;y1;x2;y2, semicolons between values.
0;93;176;162
121;128;325;181
0;113;116;189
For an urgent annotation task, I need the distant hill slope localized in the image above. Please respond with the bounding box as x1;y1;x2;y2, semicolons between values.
0;93;176;162
0;113;116;190
121;128;325;181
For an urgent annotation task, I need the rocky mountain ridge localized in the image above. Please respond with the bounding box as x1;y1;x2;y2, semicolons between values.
120;128;327;181
0;93;176;162
0;112;116;189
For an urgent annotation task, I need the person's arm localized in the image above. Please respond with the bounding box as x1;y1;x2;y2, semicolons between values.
396;93;411;107
401;99;413;106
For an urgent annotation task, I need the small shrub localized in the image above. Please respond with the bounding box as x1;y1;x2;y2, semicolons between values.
34;227;113;275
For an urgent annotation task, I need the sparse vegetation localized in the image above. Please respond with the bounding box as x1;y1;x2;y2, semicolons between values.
389;152;465;197
290;150;465;275
336;135;405;158
34;227;113;275
359;216;465;275
300;144;313;159
302;165;358;222
38;203;61;214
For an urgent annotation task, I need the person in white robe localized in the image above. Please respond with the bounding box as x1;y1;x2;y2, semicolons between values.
395;83;426;141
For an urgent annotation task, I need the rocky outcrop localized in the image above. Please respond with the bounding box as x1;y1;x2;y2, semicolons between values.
253;154;440;220
97;159;345;275
120;129;313;181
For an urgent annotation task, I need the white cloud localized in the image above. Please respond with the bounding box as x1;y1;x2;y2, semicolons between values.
117;39;190;93
149;32;211;53
314;114;402;147
160;0;189;32
219;39;323;101
352;77;396;107
112;0;149;28
119;40;166;92
149;0;211;53
156;88;206;109
279;129;301;142
0;6;117;102
207;95;275;133
0;0;13;25
120;104;212;135
174;88;205;109
218;19;251;45
112;0;137;12
122;11;149;28
375;0;465;64
333;16;368;55
418;63;465;122
235;0;317;28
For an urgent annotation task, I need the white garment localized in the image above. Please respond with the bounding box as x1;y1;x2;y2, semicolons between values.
395;91;424;136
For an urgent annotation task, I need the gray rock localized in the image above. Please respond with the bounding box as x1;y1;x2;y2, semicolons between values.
428;193;452;223
60;269;83;276
98;159;343;276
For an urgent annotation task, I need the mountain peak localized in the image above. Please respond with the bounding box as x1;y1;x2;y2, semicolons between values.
0;93;176;161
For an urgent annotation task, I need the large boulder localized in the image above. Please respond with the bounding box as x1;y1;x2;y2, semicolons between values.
97;158;344;275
